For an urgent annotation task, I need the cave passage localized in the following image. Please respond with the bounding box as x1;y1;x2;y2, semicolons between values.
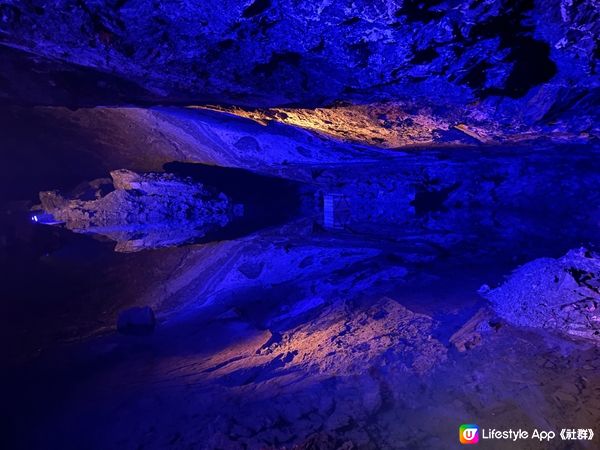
1;0;599;447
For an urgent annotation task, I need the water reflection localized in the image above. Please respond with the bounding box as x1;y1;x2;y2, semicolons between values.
33;147;600;261
10;148;600;449
33;164;303;252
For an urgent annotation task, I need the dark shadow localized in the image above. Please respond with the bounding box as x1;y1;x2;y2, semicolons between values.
162;161;307;243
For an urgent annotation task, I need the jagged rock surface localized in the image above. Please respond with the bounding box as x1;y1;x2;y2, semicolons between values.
486;248;600;343
38;169;241;251
0;0;598;141
254;297;447;376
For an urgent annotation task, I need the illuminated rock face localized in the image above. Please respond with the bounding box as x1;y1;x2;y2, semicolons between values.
486;248;600;343
1;0;598;141
2;3;600;449
37;169;242;252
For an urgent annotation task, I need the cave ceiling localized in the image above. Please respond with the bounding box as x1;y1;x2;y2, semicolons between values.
0;0;598;146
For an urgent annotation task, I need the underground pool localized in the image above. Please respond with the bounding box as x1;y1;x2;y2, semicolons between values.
1;1;599;449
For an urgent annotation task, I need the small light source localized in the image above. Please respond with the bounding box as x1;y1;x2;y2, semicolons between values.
31;212;61;225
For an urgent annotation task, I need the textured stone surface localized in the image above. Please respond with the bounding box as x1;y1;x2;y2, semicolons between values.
38;169;240;251
0;1;598;142
2;3;600;447
486;248;600;343
26;103;600;255
10;264;600;449
253;297;447;376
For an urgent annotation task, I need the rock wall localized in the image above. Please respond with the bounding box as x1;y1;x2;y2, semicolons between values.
0;1;598;140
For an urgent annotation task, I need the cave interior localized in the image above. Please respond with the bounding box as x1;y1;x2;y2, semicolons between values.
1;1;600;449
